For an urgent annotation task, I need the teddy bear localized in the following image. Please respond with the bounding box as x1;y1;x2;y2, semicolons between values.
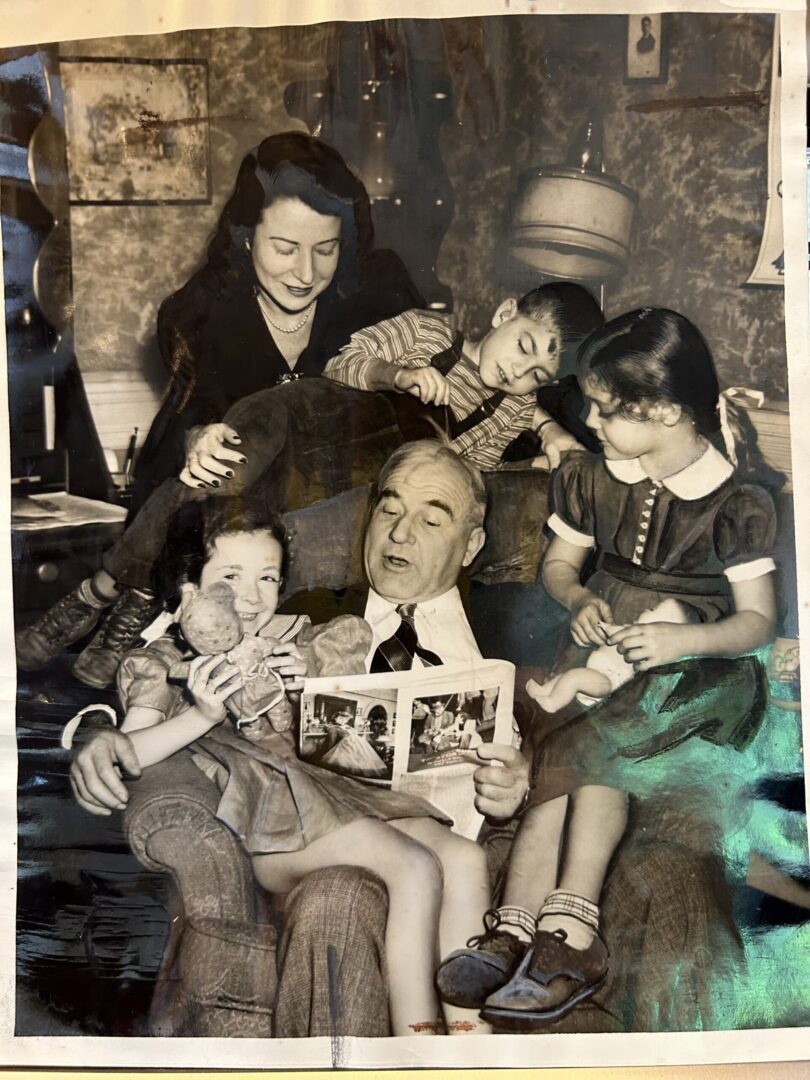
169;581;373;732
169;581;294;732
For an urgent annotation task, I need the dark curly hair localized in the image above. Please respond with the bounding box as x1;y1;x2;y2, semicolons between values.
152;495;289;606
206;131;373;300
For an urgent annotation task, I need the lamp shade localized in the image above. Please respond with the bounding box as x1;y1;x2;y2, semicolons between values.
510;166;637;281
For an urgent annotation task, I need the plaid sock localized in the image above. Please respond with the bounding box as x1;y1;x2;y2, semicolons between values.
537;890;600;932
495;905;537;939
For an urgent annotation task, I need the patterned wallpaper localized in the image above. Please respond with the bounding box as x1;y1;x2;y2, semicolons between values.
61;24;331;384
63;13;787;401
439;13;786;399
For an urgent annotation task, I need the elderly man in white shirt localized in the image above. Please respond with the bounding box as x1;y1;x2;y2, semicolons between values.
68;439;530;1037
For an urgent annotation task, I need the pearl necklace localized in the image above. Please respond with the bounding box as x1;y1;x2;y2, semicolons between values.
256;290;314;335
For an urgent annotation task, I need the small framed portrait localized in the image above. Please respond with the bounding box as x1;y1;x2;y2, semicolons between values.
625;13;668;83
61;57;211;204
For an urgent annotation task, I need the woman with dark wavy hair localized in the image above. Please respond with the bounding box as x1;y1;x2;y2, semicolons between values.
16;132;421;685
136;130;420;506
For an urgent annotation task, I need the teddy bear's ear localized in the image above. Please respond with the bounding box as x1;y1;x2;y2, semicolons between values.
181;582;242;655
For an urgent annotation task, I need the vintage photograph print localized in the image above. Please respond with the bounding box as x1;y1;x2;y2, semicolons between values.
408;686;500;770
301;687;397;781
1;0;808;1069
625;13;668;82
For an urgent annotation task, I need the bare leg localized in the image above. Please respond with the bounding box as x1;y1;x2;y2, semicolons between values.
526;669;613;713
392;818;492;1034
501;797;568;919
538;784;629;948
746;852;810;909
253;817;443;1036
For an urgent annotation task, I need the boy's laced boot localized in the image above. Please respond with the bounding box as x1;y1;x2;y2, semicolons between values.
436;907;533;1009
15;580;114;671
72;587;160;689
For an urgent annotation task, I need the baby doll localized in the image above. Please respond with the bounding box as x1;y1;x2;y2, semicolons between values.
526;598;697;712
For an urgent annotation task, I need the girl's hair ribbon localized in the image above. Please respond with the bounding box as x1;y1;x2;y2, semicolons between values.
718;386;765;467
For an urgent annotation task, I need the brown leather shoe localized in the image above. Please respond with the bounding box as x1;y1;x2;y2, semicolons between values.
72;587;160;688
436;910;530;1008
481;928;608;1031
15;583;110;670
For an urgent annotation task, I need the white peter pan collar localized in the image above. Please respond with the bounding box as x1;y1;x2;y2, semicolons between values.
605;442;734;501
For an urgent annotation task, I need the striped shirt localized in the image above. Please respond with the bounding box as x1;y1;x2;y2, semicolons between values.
324;309;537;470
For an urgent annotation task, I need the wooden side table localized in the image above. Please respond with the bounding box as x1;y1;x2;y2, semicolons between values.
12;517;125;627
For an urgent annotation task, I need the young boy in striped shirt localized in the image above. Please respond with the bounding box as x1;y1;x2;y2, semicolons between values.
324;283;603;471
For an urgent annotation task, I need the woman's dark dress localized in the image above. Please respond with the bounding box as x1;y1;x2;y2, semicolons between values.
130;248;423;515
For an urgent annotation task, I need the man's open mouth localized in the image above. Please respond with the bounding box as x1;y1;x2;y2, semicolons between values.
382;554;410;570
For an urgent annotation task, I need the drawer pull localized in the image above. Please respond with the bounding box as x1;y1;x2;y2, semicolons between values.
35;562;60;583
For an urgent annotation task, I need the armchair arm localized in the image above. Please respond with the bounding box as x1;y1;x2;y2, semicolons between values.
473;467;553;585
123;750;278;1037
124;750;262;925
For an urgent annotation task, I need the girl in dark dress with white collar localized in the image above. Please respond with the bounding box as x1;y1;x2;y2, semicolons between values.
437;308;778;1031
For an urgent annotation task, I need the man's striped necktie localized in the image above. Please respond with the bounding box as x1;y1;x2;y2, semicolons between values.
369;603;443;672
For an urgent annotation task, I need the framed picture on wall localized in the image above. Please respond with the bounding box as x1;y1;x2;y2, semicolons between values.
625;13;668;82
61;57;211;204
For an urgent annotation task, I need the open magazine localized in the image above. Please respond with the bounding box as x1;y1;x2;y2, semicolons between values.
299;659;516;839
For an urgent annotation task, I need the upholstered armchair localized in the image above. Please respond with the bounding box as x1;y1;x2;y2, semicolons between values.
120;467;742;1036
125;751;279;1037
125;748;739;1036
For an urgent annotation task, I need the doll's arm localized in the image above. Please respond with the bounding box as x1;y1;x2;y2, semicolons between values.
526;669;613;713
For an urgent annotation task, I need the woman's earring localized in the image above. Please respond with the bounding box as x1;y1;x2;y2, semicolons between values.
244;239;251;253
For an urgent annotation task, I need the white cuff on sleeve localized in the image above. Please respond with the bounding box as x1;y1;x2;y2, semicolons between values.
723;557;777;583
548;512;595;549
61;704;118;751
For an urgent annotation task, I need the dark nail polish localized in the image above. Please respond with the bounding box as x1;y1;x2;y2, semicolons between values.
237;457;247;464
196;482;206;489
225;470;234;478
212;479;221;487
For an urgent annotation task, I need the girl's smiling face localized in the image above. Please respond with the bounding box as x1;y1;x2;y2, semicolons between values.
197;530;283;636
582;375;660;460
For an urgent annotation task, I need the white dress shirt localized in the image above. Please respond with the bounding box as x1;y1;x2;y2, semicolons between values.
363;586;482;672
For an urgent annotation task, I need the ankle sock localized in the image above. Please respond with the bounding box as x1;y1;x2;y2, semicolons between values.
495;905;537;943
536;890;600;951
79;578;117;610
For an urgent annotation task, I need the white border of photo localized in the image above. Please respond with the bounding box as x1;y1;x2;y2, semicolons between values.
0;0;807;1070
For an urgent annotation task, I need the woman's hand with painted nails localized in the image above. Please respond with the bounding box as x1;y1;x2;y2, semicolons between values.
180;423;247;488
